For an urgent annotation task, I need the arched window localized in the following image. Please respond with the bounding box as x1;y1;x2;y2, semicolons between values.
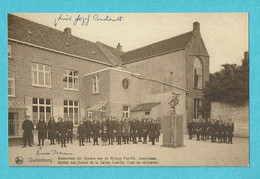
193;57;203;89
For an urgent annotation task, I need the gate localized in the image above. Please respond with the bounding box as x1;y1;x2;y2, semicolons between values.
162;114;184;148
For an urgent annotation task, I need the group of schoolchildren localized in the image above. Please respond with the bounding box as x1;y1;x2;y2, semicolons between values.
187;118;235;144
77;116;162;147
21;115;162;148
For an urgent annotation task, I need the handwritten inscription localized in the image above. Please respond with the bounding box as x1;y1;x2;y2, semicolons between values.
54;14;124;27
36;147;74;155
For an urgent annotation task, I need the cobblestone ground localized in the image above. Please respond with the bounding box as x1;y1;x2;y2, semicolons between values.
9;135;249;166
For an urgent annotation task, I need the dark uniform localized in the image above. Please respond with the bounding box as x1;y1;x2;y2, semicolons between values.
217;121;223;143
195;120;202;141
149;120;158;145
22;118;34;147
78;122;86;146
142;120;149;144
205;119;211;140
67;119;74;143
136;120;142;142
59;121;68;147
84;120;92;143
227;121;234;144
107;119;114;145
223;122;228;143
48;120;56;145
117;121;123;145
201;120;207;141
101;120;108;145
187;121;193;139
55;120;62;144
36;120;47;146
210;120;217;143
131;120;138;144
156;120;161;142
92;121;100;145
122;119;130;144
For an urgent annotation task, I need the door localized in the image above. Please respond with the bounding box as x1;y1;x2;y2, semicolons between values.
8;112;18;136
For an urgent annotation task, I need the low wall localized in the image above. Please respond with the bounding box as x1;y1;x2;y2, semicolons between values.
211;102;249;138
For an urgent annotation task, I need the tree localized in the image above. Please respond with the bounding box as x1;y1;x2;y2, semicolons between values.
202;55;249;114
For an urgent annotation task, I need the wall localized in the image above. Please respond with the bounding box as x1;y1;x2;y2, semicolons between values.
8;41;110;134
211;102;249;137
109;69;141;118
185;32;210;120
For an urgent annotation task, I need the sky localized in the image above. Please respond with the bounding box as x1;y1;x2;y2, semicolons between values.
13;13;248;73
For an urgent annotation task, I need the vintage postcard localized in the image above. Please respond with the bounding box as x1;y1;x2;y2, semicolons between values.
8;13;249;166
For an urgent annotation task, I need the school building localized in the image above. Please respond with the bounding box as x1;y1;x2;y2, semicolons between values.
8;14;209;137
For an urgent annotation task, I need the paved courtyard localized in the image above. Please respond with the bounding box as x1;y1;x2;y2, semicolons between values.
9;135;249;167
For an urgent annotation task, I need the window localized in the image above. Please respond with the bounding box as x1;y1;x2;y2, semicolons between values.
64;100;79;126
92;75;99;94
63;69;79;90
193;57;203;89
32;98;52;126
31;63;51;87
88;111;93;120
194;99;202;119
122;106;130;119
8;71;15;97
145;111;150;115
8;44;12;58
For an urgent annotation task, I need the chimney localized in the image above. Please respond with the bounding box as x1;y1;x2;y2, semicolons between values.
193;21;200;32
117;43;122;51
244;51;249;60
64;27;71;37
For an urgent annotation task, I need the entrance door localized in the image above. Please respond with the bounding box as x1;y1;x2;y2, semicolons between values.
8;113;18;136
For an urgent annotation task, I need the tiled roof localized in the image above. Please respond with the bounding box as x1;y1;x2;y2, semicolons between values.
99;42;124;61
121;31;195;64
8;14;114;65
132;102;161;112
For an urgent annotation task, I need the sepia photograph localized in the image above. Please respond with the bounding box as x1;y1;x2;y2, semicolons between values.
8;13;249;167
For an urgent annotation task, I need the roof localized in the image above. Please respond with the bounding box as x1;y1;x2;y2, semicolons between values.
9;98;28;109
87;101;108;111
121;31;195;64
8;14;121;66
132;102;160;112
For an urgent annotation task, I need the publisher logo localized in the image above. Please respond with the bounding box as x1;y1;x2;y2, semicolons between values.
15;156;23;165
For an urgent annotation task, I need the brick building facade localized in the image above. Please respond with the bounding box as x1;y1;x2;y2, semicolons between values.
8;14;209;137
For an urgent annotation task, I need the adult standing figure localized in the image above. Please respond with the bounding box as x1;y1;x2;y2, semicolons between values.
227;119;234;144
156;119;161;142
131;118;138;144
107;116;114;145
136;118;142;142
92;120;100;146
117;119;123;145
101;117;108;146
187;120;193;140
48;117;56;145
67;117;74;143
217;120;223;143
56;117;62;144
36;117;47;146
78;121;86;146
142;119;149;144
22;115;34;147
59;118;68;147
85;118;92;143
149;119;158;145
123;118;130;144
195;119;202;141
